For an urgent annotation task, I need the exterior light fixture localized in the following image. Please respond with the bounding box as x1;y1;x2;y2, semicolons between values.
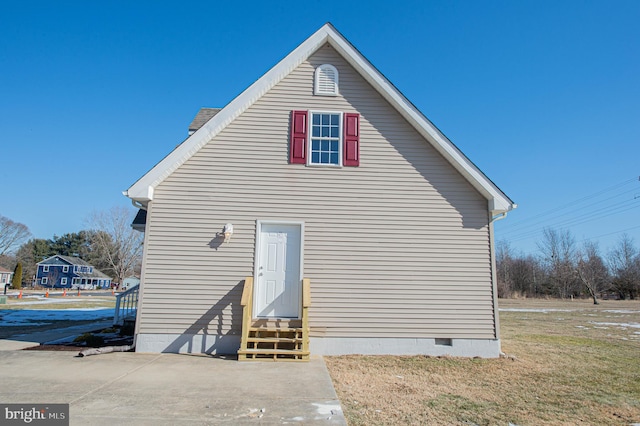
223;223;234;243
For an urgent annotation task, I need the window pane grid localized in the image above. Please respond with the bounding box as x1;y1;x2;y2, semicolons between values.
310;113;340;165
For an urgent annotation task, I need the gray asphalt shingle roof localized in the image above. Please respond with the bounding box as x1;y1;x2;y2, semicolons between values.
188;108;221;134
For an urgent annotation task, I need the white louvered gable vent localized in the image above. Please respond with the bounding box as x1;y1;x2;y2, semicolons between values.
314;64;339;96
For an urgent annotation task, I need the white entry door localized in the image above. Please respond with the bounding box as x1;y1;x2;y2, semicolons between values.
254;223;302;318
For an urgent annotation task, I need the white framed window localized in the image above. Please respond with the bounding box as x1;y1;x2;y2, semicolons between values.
43;265;49;272
314;64;339;96
61;277;67;285
72;278;79;285
62;265;69;273
309;111;342;166
41;277;48;285
74;265;78;273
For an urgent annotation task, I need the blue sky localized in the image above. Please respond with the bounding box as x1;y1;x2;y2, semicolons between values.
1;1;638;256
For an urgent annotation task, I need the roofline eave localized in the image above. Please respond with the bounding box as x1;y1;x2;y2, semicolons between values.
124;23;515;212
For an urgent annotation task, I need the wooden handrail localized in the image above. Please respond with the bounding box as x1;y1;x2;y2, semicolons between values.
239;277;254;357
301;278;310;358
241;276;253;306
302;278;311;308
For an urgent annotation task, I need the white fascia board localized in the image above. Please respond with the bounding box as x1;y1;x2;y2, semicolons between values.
324;26;515;213
125;27;332;203
125;23;514;213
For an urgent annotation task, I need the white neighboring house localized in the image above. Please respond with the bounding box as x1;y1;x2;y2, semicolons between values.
121;277;140;291
0;267;14;288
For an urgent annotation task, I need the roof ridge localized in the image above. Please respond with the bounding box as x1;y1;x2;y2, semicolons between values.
125;23;514;214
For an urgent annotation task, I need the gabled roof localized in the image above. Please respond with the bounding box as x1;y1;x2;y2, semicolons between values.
37;255;111;279
0;266;12;273
125;23;515;214
38;255;93;266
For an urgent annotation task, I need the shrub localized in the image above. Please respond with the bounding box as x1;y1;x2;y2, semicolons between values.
12;263;22;290
73;333;105;347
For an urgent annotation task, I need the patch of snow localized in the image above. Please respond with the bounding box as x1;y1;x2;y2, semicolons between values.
603;309;639;314
0;308;114;326
312;402;342;420
575;325;588;329
590;321;640;329
44;335;81;344
8;298;93;306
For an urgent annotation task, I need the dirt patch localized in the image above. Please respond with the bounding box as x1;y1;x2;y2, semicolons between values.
22;327;134;351
24;344;86;351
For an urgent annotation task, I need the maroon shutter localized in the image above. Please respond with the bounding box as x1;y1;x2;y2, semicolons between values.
290;110;308;164
343;113;360;166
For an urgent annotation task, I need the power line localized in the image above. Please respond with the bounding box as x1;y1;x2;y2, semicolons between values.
504;197;640;241
500;186;639;237
578;224;640;245
496;175;640;248
501;177;638;231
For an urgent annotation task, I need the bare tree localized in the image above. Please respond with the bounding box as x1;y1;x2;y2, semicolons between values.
496;240;514;298
538;228;579;298
43;267;61;288
511;255;542;297
0;215;32;255
608;234;640;300
86;206;143;286
577;241;609;304
15;238;51;287
496;240;544;298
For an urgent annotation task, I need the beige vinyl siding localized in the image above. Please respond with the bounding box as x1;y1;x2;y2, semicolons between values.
139;44;496;340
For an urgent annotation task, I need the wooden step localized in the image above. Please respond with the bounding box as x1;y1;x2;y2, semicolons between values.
249;327;303;333
246;337;302;343
238;276;310;361
251;319;302;328
238;348;310;361
238;349;309;355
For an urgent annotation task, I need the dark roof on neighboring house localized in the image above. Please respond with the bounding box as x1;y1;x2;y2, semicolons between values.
188;108;221;134
77;268;111;279
37;255;111;280
58;255;92;266
0;266;12;273
38;255;86;266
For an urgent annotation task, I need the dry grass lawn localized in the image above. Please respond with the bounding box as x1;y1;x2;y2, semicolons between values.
325;299;640;425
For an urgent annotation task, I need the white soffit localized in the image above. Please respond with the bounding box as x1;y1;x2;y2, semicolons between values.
125;23;514;213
